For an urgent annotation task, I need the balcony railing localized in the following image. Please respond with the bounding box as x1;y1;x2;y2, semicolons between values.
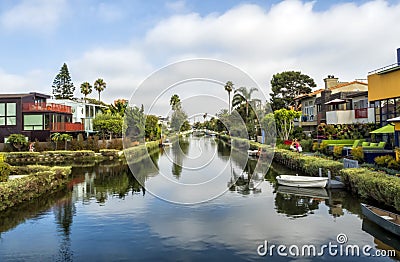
51;122;84;132
301;115;316;122
355;108;368;118
23;103;72;114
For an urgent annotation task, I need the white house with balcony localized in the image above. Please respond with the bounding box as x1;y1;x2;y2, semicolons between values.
48;98;106;136
325;91;375;124
295;76;373;134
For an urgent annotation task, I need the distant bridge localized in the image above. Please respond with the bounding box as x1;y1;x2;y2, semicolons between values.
180;129;218;136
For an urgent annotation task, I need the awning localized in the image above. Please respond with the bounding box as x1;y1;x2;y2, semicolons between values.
387;116;400;122
370;124;395;134
324;98;346;105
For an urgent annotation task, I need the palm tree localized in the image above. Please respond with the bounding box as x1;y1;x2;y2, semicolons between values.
224;81;234;114
232;87;258;117
94;78;106;101
59;134;72;150
80;82;92;100
51;132;61;150
170;94;181;111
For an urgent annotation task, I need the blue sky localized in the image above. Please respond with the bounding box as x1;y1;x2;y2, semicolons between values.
0;0;400;109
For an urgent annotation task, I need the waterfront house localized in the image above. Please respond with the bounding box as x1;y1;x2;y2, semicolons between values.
295;76;370;135
0;92;84;143
368;48;400;147
47;98;105;137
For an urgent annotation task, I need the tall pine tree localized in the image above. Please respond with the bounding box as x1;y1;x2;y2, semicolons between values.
52;63;75;99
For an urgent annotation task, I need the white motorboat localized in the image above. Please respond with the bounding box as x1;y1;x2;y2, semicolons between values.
247;150;258;156
276;175;328;188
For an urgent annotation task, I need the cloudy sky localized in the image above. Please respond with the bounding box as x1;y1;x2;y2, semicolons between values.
1;0;400;109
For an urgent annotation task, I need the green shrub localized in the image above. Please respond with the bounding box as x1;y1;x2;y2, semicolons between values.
69;138;85;151
319;142;329;155
274;148;343;177
351;147;364;162
0;166;71;211
300;139;313;152
340;168;400;211
100;149;119;158
86;136;100;152
312;142;319;152
107;139;123;150
0;162;12;182
276;144;290;150
6;134;28;152
388;160;400;170
333;145;344;160
374;155;395;167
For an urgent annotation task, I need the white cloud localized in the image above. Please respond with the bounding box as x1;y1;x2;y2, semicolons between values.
0;0;67;32
5;0;400;108
69;46;154;103
144;0;400;91
0;68;50;94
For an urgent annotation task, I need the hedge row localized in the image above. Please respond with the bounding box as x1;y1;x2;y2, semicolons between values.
340;168;400;211
124;141;160;163
5;150;96;164
0;166;71;211
273;148;343;177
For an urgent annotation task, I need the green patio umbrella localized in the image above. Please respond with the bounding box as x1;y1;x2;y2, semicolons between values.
370;124;395;134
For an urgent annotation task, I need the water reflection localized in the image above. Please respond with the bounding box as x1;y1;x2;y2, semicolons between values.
53;194;74;262
170;137;190;179
362;218;400;259
71;154;160;203
1;137;400;261
274;190;321;218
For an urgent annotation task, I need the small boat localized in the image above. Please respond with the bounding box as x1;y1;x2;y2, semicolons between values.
247;150;258;157
361;203;400;236
161;139;172;147
362;218;400;252
276;185;329;199
276;175;328;188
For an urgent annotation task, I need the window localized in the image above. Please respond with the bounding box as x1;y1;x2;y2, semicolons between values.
6;103;16;125
24;114;43;130
0;103;5;125
0;102;16;126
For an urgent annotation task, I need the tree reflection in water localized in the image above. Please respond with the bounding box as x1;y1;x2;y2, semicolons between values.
274;192;321;218
170;138;189;179
53;192;75;262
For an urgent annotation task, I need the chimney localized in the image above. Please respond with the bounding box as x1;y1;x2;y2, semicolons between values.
324;75;339;90
397;48;400;65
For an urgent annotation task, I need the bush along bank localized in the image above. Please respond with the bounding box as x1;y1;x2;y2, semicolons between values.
221;135;400;211
0;165;71;211
4;150;96;164
340;168;400;212
124;141;160;164
273;148;343;177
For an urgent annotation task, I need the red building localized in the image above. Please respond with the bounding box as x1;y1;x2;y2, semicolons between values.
0;92;84;142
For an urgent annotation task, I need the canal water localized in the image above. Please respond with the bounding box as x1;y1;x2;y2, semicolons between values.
0;137;399;261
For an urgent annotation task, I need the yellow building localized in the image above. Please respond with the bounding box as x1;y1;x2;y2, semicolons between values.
368;48;400;146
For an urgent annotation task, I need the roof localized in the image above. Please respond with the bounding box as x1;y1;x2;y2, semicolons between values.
329;81;368;91
295;81;368;101
346;91;368;98
294;89;324;100
0;92;50;99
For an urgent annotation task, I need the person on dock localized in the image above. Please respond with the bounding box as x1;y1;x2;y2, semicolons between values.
290;139;302;153
29;142;35;152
